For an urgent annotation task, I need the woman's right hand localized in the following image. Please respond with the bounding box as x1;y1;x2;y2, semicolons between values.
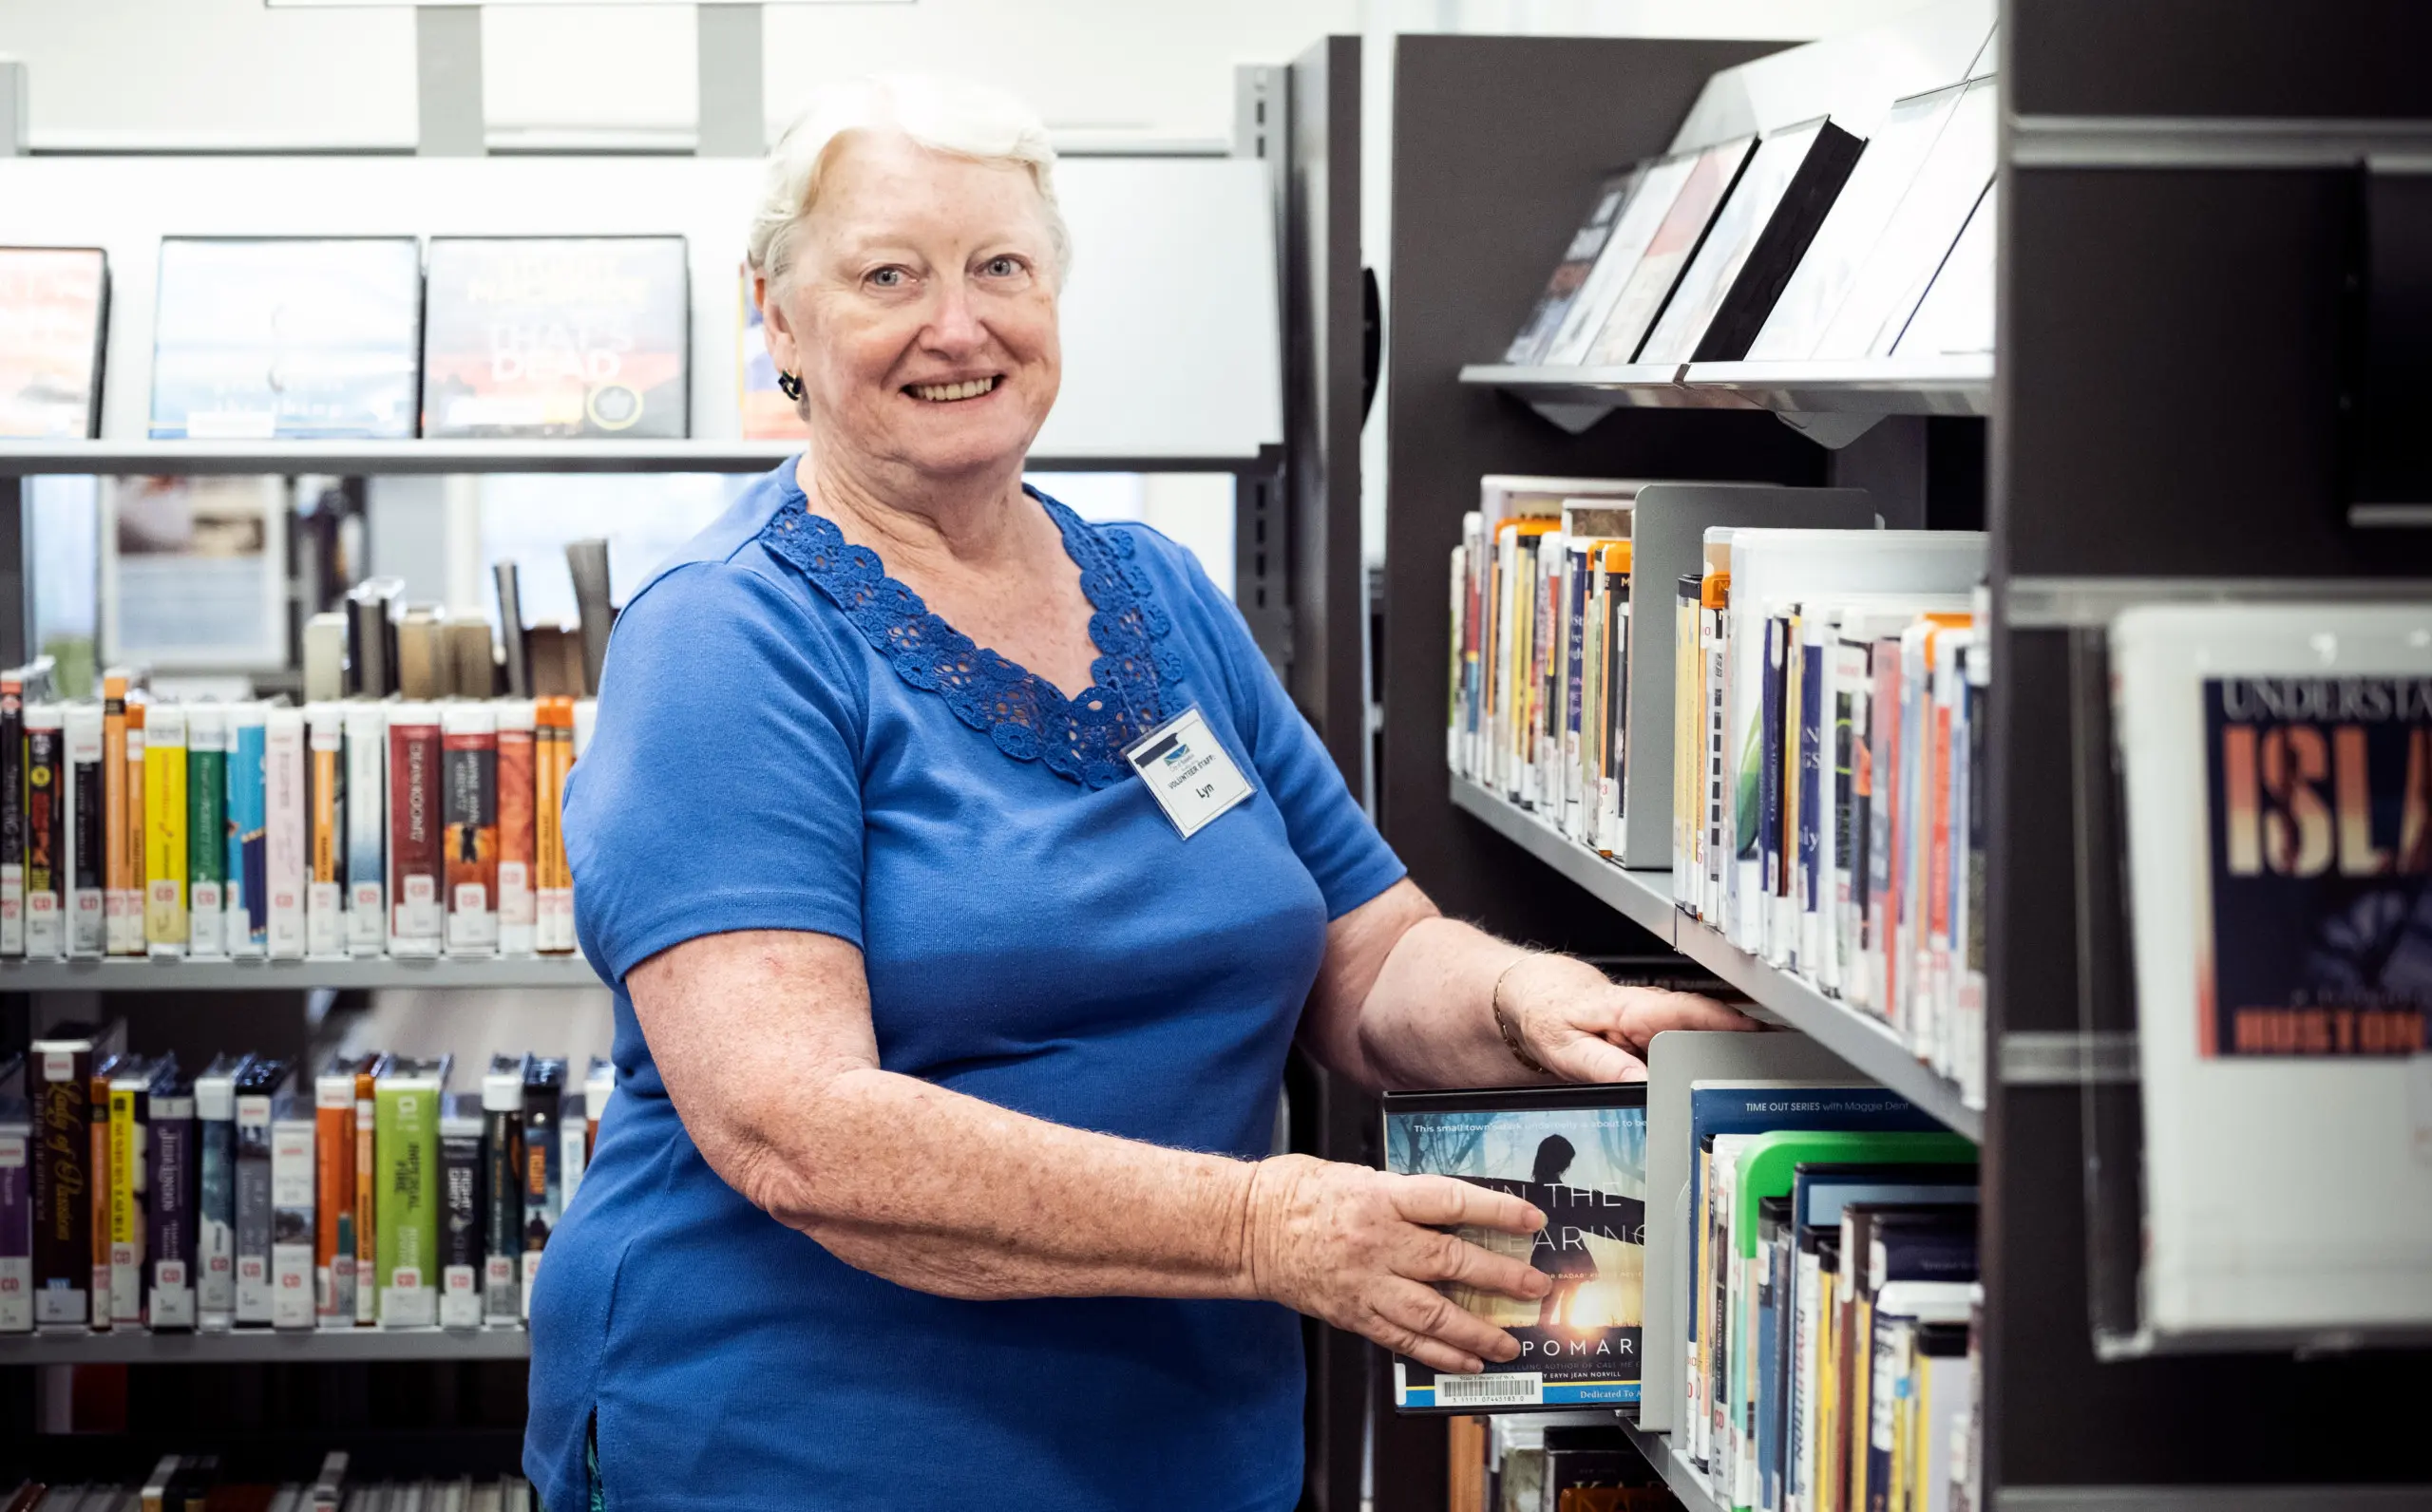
1241;1153;1552;1375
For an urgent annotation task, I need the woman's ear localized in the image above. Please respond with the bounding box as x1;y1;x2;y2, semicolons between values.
755;271;802;380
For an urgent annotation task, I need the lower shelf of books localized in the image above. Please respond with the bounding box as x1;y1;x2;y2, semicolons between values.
1448;775;1984;1142
0;1326;530;1365
0;954;605;991
1614;1419;1726;1512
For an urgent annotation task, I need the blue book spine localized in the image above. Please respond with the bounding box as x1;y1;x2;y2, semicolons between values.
1798;637;1825;935
227;720;267;952
1758;617;1786;911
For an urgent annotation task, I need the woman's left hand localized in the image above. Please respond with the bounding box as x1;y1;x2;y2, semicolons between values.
1496;953;1756;1084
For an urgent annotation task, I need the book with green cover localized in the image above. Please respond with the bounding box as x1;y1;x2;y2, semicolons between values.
373;1055;450;1328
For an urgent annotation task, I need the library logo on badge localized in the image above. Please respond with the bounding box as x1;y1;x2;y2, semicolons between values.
1124;707;1253;841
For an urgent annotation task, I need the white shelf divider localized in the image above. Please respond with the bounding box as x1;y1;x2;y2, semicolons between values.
1450;775;1983;1141
1616;1417;1728;1512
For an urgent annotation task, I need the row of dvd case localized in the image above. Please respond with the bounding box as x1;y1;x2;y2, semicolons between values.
0;663;594;966
8;1452;535;1512
1503;74;1995;369
0;237;813;443
0;1024;611;1335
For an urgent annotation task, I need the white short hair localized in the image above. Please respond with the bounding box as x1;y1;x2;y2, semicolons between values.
747;74;1070;294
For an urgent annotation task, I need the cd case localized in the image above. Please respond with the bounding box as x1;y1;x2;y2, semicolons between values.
1381;1082;1647;1413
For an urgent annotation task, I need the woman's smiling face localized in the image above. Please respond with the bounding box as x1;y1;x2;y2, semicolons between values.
765;130;1063;483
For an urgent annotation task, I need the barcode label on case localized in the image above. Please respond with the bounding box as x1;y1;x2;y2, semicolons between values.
1434;1371;1543;1407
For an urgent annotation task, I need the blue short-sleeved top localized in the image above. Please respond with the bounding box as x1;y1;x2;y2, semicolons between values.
525;460;1405;1512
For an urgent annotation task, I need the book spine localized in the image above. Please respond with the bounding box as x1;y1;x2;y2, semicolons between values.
375;1082;439;1328
227;713;267;958
66;709;105;958
270;1115;314;1330
119;710;143;963
307;707;345;958
1755;614;1786;955
387;709;443;956
147;1095;195;1330
1798;623;1827;981
496;705;536;955
443;709;499;956
1562;541;1591;835
353;1072;377;1325
439;1121;483;1329
0;676;22;955
1958;645;1989;1110
343;708;386;956
264;710;307;959
143;707;188;955
22;711;62;960
86;1071;109;1327
102;684;132;954
106;1082;143;1325
196;1106;235;1326
234;1092;273;1325
482;1104;521;1325
0;1116;24;1332
1446;544;1465;772
536;700;575;954
184;713;225;958
314;1077;354;1329
1705;594;1731;924
520;1085;558;1319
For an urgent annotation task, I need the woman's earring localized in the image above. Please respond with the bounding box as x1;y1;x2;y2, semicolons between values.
776;370;805;401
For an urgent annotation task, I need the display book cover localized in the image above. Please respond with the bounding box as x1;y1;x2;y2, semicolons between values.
1502;166;1644;366
1581;136;1757;368
2109;602;2432;1338
148;237;423;441
1382;1082;1647;1413
422;236;691;440
0;247;109;441
1634;117;1865;368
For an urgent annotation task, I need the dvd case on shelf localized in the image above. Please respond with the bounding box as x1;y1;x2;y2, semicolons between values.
148;236;422;441
1583;136;1755;367
1635;118;1865;367
423;236;691;440
0;246;108;441
1505;167;1646;366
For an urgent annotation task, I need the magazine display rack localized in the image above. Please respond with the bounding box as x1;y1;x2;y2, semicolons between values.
1362;1;2432;1507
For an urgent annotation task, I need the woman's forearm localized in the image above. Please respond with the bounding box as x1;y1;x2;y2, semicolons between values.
714;1063;1264;1302
1350;915;1606;1090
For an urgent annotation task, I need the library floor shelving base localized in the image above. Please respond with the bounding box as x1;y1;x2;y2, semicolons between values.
1447;775;1983;1142
0;1327;531;1365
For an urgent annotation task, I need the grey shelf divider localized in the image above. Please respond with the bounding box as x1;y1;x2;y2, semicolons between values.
0;1327;529;1365
1451;775;1983;1141
0;955;603;991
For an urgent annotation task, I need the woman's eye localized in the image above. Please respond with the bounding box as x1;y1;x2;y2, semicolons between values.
868;267;905;289
983;256;1020;277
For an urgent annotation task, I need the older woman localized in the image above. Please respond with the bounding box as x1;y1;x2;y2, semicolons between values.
527;73;1742;1510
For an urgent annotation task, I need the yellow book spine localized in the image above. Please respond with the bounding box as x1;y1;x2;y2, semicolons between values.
143;713;188;950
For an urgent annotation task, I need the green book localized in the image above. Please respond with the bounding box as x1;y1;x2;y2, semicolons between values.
373;1056;451;1328
1724;1130;1973;1512
185;706;227;957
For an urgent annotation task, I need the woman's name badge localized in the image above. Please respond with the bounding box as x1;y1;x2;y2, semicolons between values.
1124;707;1253;840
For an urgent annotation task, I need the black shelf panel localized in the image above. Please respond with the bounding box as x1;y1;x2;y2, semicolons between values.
1451;775;1984;1141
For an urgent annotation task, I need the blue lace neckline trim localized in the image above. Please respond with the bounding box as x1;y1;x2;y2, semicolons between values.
758;482;1182;790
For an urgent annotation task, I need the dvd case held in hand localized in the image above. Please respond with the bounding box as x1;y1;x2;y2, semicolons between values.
1383;1084;1648;1413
